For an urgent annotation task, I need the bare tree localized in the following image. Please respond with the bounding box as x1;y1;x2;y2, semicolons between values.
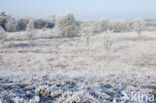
0;26;6;47
26;20;35;47
133;19;145;37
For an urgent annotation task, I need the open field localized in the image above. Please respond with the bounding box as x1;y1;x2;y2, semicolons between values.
0;31;156;102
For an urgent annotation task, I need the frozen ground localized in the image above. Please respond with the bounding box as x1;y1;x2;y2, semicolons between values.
0;31;156;102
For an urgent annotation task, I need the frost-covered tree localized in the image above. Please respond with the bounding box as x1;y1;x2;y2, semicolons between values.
133;19;145;37
26;20;35;47
55;13;78;37
0;26;6;47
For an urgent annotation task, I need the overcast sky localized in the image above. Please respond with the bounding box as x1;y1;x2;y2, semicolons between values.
0;0;156;20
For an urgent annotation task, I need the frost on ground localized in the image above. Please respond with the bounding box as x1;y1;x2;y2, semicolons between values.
0;31;156;102
0;73;156;103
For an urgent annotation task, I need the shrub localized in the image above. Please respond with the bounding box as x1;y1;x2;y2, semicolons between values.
17;18;29;31
55;13;78;37
133;19;145;37
34;19;46;29
0;26;6;47
80;21;93;35
0;12;19;32
12;97;26;103
103;30;113;53
35;85;50;98
0;12;7;30
0;17;7;31
5;20;18;32
99;18;110;32
44;14;57;23
57;92;99;103
34;19;54;29
86;36;90;53
110;20;129;32
92;19;109;33
44;21;55;29
26;20;35;47
80;19;109;36
0;12;55;32
29;96;40;103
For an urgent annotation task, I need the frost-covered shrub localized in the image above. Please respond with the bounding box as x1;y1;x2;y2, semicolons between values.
86;36;90;53
103;30;113;53
0;12;19;32
0;17;7;31
26;20;35;46
56;91;99;103
45;21;55;29
35;85;51;98
0;26;6;47
34;19;46;29
133;19;145;37
89;21;99;34
17;18;29;31
55;13;78;37
0;12;55;32
98;18;110;32
12;97;26;103
92;19;109;33
81;19;134;35
80;21;93;35
34;19;54;29
44;14;57;23
5;20;18;32
80;19;109;35
110;20;129;32
126;20;134;31
29;96;40;103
